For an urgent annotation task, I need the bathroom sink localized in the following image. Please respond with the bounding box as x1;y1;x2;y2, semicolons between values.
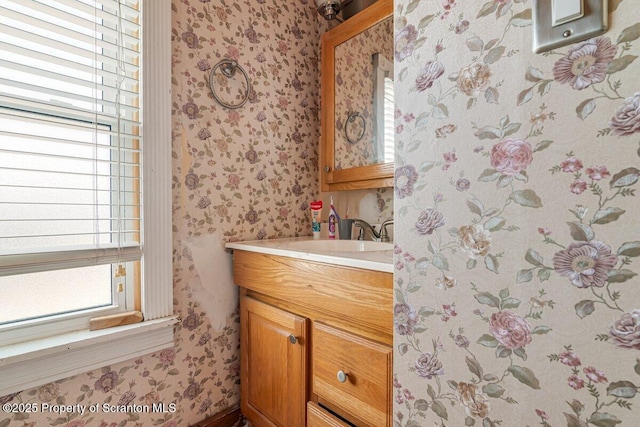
226;237;394;272
286;239;393;253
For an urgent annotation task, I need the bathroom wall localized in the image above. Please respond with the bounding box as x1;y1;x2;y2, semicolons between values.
0;1;322;425
319;188;394;227
394;1;640;426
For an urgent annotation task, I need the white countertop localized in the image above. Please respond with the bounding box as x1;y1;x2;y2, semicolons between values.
226;236;394;273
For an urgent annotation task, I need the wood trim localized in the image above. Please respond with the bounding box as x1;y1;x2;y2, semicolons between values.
189;405;242;427
89;310;143;331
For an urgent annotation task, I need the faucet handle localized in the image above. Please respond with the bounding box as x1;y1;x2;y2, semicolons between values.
380;218;393;242
353;220;366;240
353;219;378;241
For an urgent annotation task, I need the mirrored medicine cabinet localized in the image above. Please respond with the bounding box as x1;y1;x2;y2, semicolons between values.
320;0;394;192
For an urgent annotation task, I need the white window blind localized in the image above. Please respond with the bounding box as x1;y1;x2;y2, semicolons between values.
0;0;174;397
0;0;142;277
383;75;394;163
373;52;394;164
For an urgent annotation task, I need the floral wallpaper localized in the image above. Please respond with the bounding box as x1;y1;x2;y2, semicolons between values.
394;0;640;426
0;0;324;425
334;15;394;169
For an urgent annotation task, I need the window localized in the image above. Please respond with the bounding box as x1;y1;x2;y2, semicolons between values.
373;52;394;164
0;0;173;396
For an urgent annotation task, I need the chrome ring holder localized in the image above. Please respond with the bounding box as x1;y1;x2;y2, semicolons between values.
209;59;251;109
344;111;365;144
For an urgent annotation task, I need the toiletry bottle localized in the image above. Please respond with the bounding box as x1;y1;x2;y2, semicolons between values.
311;200;323;239
328;196;340;239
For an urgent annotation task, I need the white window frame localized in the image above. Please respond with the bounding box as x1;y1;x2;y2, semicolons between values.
0;0;175;397
0;113;135;346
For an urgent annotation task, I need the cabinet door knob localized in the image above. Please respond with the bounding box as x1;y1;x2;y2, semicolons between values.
337;370;348;383
323;166;330;173
288;334;298;344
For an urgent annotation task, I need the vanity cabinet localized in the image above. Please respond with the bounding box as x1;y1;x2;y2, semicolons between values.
232;249;392;427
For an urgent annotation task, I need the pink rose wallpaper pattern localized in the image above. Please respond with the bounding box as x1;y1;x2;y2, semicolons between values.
4;0;640;426
0;2;392;425
0;1;323;425
394;0;640;426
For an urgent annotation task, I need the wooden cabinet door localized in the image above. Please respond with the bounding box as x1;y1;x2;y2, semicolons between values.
240;295;308;427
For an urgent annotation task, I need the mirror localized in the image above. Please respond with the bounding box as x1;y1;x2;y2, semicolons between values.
334;18;393;169
320;0;394;191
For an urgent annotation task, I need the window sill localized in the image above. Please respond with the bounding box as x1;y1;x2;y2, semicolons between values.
0;316;177;396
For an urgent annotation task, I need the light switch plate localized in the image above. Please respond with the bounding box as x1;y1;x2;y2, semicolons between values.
533;0;608;54
552;0;583;26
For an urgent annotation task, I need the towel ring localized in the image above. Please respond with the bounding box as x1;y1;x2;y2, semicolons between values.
344;111;365;144
209;59;251;109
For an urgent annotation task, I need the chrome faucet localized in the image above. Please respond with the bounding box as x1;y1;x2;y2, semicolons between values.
353;218;393;242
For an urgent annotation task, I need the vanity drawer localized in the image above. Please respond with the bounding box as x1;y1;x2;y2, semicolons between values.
307;402;351;427
312;323;391;427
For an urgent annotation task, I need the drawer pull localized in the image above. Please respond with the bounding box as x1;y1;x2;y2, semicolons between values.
288;334;298;344
337;370;348;383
